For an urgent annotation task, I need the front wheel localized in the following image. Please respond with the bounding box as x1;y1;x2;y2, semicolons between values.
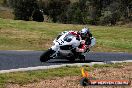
40;48;55;62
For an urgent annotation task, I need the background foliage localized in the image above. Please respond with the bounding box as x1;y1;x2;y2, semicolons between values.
1;0;132;25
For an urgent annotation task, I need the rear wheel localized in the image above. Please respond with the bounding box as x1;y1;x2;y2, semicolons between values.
68;58;75;62
40;48;55;62
79;55;85;62
67;56;75;62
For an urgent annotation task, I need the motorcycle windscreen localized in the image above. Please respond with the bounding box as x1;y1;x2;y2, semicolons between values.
63;34;74;42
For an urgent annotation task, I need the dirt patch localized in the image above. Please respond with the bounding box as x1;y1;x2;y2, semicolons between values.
6;65;132;88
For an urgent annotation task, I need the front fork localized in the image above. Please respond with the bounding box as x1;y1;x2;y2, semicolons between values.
50;45;59;58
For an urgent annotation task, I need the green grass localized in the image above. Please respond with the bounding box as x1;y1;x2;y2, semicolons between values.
0;66;83;88
0;62;131;88
0;18;132;52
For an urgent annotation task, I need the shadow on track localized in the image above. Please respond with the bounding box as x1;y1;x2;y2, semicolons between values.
48;59;103;63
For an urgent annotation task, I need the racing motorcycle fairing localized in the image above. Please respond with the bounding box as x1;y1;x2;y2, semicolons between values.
51;32;81;51
40;31;96;62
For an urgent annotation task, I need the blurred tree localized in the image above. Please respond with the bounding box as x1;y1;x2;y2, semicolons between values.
11;0;38;21
6;0;131;24
62;0;88;24
42;0;70;22
32;9;44;22
100;0;122;25
119;0;132;20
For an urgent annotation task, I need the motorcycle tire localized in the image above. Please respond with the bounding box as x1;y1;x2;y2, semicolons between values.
40;48;54;62
68;58;75;62
79;55;85;62
67;56;75;62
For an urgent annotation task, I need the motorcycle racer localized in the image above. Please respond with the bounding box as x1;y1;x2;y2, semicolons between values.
68;28;93;61
65;28;92;52
77;27;93;53
57;27;92;53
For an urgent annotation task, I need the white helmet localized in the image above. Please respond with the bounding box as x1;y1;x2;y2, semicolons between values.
80;27;90;38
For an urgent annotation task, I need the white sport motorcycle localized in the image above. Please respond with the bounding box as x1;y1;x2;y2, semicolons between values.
40;31;96;62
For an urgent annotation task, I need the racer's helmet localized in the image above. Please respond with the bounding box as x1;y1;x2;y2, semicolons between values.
80;27;90;39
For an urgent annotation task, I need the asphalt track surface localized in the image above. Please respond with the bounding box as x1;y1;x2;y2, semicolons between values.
0;51;132;70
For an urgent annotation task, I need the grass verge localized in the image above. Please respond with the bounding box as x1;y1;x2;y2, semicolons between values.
0;18;132;52
0;62;131;88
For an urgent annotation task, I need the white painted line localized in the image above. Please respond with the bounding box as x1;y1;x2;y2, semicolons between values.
0;60;132;74
110;60;132;63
